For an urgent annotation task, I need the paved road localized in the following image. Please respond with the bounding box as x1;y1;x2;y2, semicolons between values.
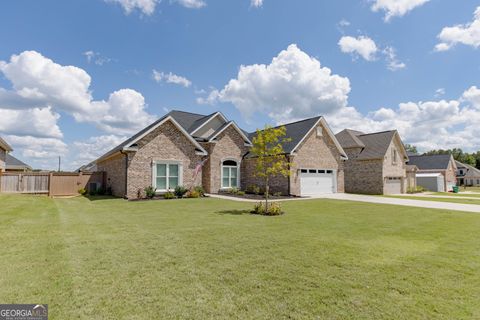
319;193;480;213
209;193;480;213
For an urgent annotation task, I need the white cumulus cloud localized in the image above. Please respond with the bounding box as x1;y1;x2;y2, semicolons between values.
0;50;155;135
152;70;192;88
106;0;159;15
200;44;351;123
371;0;430;22
338;36;378;61
435;6;480;51
175;0;206;9
383;46;406;71
251;0;263;8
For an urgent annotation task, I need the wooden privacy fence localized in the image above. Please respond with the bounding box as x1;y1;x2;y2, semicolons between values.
0;172;105;196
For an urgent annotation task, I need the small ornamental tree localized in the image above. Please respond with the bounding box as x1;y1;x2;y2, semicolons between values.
251;125;291;212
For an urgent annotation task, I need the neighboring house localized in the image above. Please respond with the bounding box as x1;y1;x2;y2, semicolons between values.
456;160;480;186
0;137;13;173
5;154;32;172
94;110;348;199
407;154;457;192
335;129;409;195
76;161;97;173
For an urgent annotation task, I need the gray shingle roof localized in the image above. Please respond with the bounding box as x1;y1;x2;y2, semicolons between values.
96;110;213;162
335;129;366;148
248;116;322;154
336;130;398;160
0;136;13;152
6;154;31;170
408;154;452;170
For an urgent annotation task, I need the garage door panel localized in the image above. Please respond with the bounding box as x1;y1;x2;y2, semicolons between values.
300;170;335;196
385;178;402;195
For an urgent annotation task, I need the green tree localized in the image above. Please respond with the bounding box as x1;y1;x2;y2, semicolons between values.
251;125;291;211
404;144;418;154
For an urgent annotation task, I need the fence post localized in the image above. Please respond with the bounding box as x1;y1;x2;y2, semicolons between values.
48;172;53;197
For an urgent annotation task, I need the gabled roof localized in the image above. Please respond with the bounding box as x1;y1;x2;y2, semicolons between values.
455;160;480;176
248;116;348;159
96;112;209;162
0;136;13;152
336;129;407;161
408;154;454;170
335;129;365;148
5;154;31;170
190;112;228;136
207;121;252;145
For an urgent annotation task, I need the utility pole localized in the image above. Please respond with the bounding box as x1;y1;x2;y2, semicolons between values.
58;156;61;172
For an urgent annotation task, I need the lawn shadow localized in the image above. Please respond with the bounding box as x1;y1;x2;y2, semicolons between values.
83;195;118;201
216;209;252;215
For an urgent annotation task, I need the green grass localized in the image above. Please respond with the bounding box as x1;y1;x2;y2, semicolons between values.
1;194;480;319
432;192;480;198
389;195;480;205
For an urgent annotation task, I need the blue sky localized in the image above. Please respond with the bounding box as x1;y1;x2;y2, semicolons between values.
0;0;479;170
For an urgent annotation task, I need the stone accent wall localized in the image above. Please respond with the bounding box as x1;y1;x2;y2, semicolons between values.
200;126;249;194
0;149;6;172
97;153;127;197
241;157;290;195
126;120;203;199
290;123;345;196
382;139;407;193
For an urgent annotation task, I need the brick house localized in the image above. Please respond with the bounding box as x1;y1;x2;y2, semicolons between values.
407;154;457;192
335;129;409;195
95;110;348;199
0;137;13;173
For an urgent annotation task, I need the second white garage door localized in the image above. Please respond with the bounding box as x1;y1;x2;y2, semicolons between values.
300;169;336;196
384;177;402;195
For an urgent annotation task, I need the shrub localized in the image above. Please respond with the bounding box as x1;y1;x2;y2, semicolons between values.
174;186;188;198
273;192;282;197
164;192;175;200
407;186;426;194
251;202;283;216
186;190;201;198
144;186;156;199
229;187;240;195
247;185;260;195
193;186;205;197
237;191;245;196
78;188;87;196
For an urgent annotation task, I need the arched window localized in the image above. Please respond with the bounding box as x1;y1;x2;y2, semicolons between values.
222;160;238;189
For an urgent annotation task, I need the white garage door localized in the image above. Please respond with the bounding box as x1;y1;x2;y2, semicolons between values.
300;169;336;196
385;177;402;195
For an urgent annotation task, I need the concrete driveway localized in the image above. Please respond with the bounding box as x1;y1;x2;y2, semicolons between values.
318;193;480;213
210;193;480;213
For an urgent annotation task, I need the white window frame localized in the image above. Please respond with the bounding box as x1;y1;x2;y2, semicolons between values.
221;159;240;189
152;160;183;192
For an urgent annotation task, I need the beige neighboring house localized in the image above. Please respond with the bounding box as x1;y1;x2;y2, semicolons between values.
407;154;457;192
335;129;409;195
455;160;480;187
0;137;13;173
94;110;348;199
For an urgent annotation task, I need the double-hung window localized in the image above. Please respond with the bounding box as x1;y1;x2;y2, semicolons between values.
222;160;238;189
154;162;181;191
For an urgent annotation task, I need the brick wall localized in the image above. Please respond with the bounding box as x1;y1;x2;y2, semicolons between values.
97;153;127;197
289;123;345;196
241;157;290;195
201;126;249;194
343;158;384;194
0;149;5;172
126;120;203;199
382;139;407;193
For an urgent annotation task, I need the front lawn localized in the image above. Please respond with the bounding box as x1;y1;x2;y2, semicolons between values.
388;195;480;206
1;194;479;319
432;192;480;198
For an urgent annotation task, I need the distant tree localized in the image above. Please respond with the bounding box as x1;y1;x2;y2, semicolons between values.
251;125;291;211
404;144;418;154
